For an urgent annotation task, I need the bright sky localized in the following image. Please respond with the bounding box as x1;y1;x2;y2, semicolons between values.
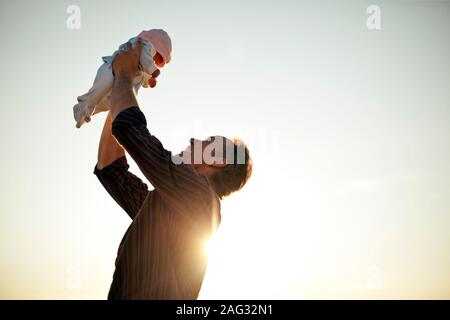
0;0;449;299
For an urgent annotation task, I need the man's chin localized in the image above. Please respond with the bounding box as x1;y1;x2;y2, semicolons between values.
175;150;193;164
176;151;189;160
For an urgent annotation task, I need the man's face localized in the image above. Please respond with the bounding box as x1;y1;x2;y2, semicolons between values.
179;136;232;166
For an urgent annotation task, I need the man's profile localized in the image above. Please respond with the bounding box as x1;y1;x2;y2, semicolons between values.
93;40;252;299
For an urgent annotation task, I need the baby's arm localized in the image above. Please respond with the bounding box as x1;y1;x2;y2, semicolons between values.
138;39;159;87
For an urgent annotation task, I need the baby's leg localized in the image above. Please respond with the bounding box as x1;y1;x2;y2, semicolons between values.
139;41;158;88
73;62;113;128
92;94;111;115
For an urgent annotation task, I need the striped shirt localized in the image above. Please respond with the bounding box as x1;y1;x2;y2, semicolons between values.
93;106;221;300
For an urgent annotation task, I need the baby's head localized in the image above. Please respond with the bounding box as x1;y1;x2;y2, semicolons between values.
138;29;172;68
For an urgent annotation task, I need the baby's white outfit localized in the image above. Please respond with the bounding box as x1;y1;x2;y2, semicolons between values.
73;29;172;128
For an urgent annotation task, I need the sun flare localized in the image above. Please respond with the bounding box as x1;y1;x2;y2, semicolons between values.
203;238;214;257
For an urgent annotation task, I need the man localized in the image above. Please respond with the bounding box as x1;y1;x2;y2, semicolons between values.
93;40;253;299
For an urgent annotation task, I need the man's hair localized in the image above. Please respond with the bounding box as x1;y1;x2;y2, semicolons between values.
209;138;253;199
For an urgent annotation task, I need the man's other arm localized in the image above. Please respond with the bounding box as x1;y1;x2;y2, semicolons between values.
97;111;125;169
94;111;149;220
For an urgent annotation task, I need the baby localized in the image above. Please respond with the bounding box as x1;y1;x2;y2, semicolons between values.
73;29;172;128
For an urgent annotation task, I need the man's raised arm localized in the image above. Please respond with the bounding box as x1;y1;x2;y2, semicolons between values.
110;41;143;121
108;41;213;216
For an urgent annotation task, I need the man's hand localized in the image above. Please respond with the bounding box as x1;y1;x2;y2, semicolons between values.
110;42;143;121
109;39;162;120
112;40;143;79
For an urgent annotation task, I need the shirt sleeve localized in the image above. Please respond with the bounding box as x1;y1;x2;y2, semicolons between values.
111;106;213;215
93;155;150;220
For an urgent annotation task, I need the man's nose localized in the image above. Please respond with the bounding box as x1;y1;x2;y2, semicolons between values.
190;138;200;145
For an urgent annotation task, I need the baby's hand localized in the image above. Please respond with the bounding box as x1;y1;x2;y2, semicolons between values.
147;69;160;88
